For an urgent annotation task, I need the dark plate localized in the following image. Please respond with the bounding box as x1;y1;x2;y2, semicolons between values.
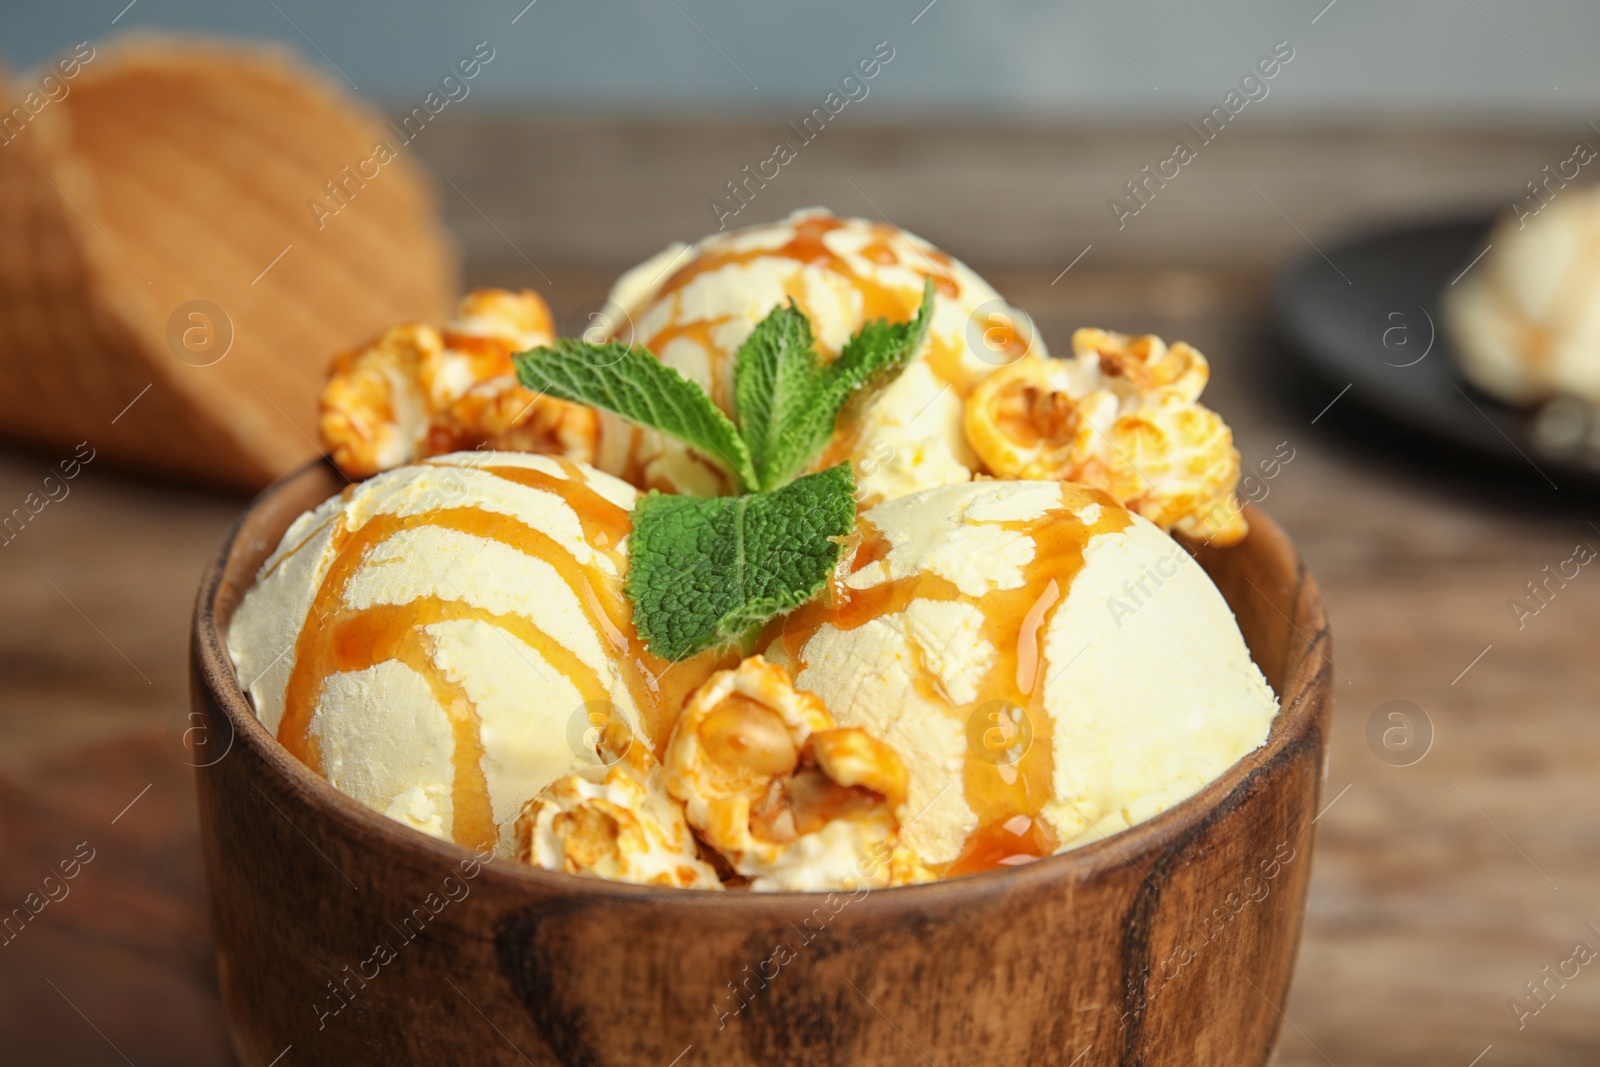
1274;215;1600;495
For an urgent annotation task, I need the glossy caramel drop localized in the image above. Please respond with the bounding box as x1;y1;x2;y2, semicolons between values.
945;813;1058;877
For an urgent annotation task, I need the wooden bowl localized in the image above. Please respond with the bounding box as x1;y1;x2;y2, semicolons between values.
191;460;1332;1066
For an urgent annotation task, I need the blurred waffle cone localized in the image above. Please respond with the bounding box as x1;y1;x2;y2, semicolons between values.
0;37;458;490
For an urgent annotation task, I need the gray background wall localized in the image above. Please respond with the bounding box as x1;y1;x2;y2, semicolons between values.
3;0;1597;122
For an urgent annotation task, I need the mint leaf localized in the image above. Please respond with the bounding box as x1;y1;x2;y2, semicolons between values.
516;340;758;492
827;276;937;400
517;287;934;660
733;301;824;491
764;277;937;487
625;464;857;660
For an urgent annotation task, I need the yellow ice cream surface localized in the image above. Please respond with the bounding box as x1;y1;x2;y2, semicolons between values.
226;451;712;855
599;208;1042;503
769;479;1279;873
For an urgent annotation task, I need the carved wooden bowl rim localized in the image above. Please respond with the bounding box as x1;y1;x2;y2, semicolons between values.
192;458;1332;907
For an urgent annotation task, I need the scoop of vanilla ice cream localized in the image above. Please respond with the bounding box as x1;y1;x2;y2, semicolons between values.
600;208;1043;503
1444;186;1600;405
227;452;700;855
767;479;1278;873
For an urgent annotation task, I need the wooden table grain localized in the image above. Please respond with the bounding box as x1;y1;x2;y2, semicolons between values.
3;119;1598;1067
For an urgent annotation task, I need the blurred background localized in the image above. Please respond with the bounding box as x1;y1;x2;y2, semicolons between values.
3;2;1599;1065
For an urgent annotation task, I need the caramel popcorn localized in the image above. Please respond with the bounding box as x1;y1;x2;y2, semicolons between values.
661;656;915;892
963;328;1247;545
318;289;598;478
514;734;723;890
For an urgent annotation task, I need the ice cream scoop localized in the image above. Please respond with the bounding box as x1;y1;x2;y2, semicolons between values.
1443;186;1600;405
226;451;719;853
765;478;1278;874
599;208;1042;503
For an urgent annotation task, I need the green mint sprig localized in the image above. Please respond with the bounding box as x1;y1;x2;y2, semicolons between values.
513;278;936;660
731;300;821;491
739;278;936;490
624;463;858;660
512;338;759;493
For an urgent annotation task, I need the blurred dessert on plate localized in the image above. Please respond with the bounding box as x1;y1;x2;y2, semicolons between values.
1444;185;1600;407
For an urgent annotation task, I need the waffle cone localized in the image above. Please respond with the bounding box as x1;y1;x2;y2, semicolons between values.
0;37;458;490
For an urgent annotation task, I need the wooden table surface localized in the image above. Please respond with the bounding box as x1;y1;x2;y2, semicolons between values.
4;119;1600;1066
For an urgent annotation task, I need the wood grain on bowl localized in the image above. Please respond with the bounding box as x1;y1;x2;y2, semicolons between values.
190;461;1331;1067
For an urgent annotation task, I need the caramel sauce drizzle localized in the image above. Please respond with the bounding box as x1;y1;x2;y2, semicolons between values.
465;463;726;756
643;316;735;413
639;214;974;395
618;215;984;500
650;215;912;328
859;239;899;266
776;492;1130;875
275;461;718;851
